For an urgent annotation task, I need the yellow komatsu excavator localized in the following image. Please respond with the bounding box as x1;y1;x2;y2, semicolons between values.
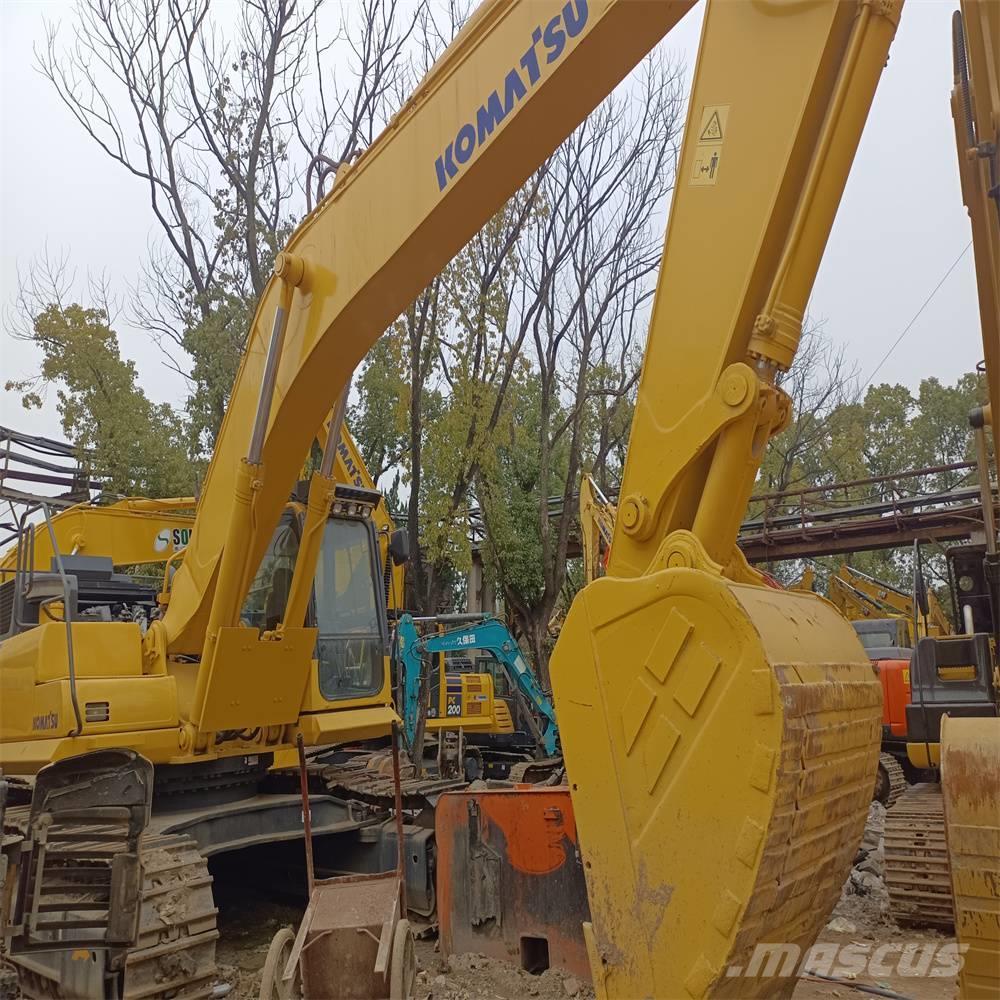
1;2;997;999
579;474;617;585
828;563;952;641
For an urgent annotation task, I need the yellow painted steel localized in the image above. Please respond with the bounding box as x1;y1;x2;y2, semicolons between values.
3;1;998;995
553;0;900;993
291;705;400;747
0;423;396;587
953;0;999;425
829;565;951;637
608;0;900;580
424;672;515;736
0;498;196;577
0;419;405;755
580;474;617;585
156;0;699;660
194;625;317;732
945;9;1000;997
941;717;1000;1000
552;568;880;998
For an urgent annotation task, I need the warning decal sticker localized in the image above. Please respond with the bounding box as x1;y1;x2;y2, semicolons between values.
691;104;730;187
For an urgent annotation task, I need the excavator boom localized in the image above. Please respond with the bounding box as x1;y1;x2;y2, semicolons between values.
4;0;998;996
159;0;698;658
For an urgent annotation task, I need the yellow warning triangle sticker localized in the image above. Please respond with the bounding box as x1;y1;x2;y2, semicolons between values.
699;111;723;142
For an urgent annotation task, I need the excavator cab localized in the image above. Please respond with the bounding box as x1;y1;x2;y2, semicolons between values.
904;543;1000;770
245;484;391;709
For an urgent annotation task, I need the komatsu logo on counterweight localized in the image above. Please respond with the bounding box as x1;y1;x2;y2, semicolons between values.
434;0;589;192
33;712;58;731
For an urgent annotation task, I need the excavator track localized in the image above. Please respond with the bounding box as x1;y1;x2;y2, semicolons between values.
873;752;906;809
123;835;220;1000
884;783;954;929
9;833;219;999
507;757;564;784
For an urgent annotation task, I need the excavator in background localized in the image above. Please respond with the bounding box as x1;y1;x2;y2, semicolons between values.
579;475;616;585
828;563;951;646
880;5;1000;966
1;3;997;1000
395;612;559;775
826;561;952;808
885;534;999;932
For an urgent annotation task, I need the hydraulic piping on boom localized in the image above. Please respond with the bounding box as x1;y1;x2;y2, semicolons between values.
396;613;559;757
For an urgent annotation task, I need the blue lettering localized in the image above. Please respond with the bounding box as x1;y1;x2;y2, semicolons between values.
520;29;542;85
476;91;507;145
562;0;588;39
435;143;459;191
543;15;566;64
454;123;476;164
434;3;588;190
502;67;527;116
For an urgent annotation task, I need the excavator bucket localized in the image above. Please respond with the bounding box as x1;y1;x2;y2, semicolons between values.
940;716;1000;999
550;569;881;999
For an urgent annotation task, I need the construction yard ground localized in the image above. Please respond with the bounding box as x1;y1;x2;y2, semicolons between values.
212;801;957;1000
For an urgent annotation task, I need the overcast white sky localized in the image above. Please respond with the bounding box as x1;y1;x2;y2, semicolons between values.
0;0;985;444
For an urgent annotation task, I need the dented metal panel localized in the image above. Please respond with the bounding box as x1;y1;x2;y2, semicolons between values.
437;788;592;982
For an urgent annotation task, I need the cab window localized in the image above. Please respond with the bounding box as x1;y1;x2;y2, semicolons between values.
242;519;299;631
314;517;384;700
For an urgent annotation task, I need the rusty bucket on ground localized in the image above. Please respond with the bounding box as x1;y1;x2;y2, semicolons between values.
258;728;416;1000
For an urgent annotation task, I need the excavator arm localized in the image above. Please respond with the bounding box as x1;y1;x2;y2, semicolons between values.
0;499;196;577
156;0;698;664
550;1;902;995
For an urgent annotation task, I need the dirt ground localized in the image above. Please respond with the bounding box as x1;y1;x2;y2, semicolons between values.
214;802;956;1000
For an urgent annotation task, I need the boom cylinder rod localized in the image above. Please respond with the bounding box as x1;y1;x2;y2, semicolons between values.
248;294;292;466
321;386;350;479
279;382;352;632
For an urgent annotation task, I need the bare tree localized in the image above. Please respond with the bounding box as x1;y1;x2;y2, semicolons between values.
478;56;685;685
37;0;422;445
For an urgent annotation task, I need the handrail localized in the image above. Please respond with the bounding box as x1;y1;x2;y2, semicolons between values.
5;502;84;736
40;503;84;737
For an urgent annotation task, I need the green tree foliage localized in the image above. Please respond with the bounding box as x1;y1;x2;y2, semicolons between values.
181;289;256;454
6;304;194;497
